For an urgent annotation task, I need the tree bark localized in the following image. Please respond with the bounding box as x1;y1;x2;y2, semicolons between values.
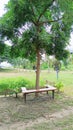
35;49;41;96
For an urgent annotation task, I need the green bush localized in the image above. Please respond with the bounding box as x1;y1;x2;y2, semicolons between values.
54;81;64;93
0;77;32;96
41;62;48;70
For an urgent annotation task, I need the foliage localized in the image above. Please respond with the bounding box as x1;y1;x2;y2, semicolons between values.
53;59;61;71
0;42;5;54
0;0;73;89
0;77;32;96
54;81;64;92
0;44;11;63
0;42;5;62
2;45;11;62
0;0;73;59
11;57;32;69
41;61;48;70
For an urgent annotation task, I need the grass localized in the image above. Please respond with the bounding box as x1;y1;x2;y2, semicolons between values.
26;114;73;130
0;69;73;129
0;69;73;95
0;94;73;130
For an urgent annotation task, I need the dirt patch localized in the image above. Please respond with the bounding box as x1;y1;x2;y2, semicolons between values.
0;94;73;130
1;106;73;130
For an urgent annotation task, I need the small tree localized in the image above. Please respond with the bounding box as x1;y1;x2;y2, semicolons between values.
53;59;61;79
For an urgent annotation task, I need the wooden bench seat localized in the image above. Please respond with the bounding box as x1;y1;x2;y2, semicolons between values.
21;86;56;102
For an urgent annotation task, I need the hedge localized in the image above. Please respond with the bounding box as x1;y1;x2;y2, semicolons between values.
0;77;33;96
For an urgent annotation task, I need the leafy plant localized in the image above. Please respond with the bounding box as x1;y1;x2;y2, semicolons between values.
0;77;32;96
54;81;64;93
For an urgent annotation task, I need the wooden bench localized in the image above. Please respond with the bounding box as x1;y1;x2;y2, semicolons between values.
21;86;56;102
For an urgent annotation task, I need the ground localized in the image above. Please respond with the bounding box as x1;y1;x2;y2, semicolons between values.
0;70;73;129
0;93;73;130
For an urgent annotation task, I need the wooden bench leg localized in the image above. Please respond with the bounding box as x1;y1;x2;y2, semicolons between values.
15;92;18;98
52;90;54;99
46;91;48;94
23;93;26;103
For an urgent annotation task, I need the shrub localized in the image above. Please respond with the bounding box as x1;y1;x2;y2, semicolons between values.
41;62;48;70
0;77;32;96
54;81;64;93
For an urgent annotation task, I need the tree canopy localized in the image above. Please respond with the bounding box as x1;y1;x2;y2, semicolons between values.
0;0;73;90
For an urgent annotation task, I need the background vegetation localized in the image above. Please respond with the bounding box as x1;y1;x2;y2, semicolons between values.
0;69;73;96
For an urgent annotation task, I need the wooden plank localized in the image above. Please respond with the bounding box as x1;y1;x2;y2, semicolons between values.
22;87;56;94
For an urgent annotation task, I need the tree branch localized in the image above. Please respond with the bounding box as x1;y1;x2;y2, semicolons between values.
29;0;36;20
28;0;38;26
37;0;55;23
38;17;63;26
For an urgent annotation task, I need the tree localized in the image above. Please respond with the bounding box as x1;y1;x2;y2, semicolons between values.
0;42;5;58
53;59;61;79
0;0;73;93
2;45;11;62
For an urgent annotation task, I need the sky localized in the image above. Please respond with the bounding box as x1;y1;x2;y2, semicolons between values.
0;0;73;50
68;33;73;52
0;0;9;17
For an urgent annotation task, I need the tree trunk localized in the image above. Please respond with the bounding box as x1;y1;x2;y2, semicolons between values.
35;49;41;96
